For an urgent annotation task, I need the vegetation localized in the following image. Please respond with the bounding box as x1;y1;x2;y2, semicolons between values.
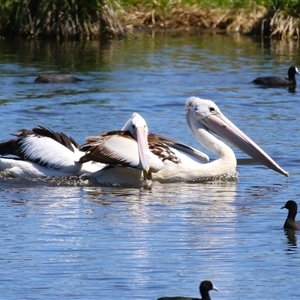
0;0;299;39
0;0;125;38
117;0;300;39
118;0;300;12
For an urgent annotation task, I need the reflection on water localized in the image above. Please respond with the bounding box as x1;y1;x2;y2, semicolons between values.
0;175;298;299
284;229;297;248
0;33;299;299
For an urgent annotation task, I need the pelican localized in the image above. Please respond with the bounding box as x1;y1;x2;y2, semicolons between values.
150;97;288;182
79;112;163;184
0;113;154;179
80;97;288;184
0;126;103;178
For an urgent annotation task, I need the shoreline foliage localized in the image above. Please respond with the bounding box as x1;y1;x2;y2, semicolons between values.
0;0;300;39
117;0;300;39
0;0;125;38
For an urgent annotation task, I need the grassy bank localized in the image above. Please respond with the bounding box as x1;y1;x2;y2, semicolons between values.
117;0;300;39
0;0;125;38
0;0;299;39
118;0;300;15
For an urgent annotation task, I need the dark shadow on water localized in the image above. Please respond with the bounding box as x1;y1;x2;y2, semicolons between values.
284;228;297;248
251;84;297;93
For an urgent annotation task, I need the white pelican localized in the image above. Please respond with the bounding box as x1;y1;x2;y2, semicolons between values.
0;113;154;179
152;97;288;182
80;112;163;184
80;97;288;184
0;126;102;178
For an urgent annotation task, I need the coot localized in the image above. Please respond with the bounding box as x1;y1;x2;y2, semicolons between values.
252;65;299;86
157;280;218;300
281;200;300;229
34;74;83;83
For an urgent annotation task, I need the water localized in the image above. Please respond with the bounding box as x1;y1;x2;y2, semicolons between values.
0;32;299;299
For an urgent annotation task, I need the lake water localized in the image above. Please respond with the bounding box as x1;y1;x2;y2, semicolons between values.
0;32;299;299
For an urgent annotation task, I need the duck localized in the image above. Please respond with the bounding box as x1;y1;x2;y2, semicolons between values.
157;280;218;300
281;200;300;229
34;74;83;83
252;65;299;86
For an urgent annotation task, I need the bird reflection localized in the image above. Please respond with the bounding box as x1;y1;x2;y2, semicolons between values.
284;228;297;247
288;86;297;93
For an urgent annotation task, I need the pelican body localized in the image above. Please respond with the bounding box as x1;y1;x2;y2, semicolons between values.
149;97;288;182
0;98;289;185
0;126;103;178
79;112;163;185
79;97;288;185
0;113;157;184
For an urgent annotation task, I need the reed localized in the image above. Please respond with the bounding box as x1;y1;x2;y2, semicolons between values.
0;0;125;38
0;0;300;38
118;0;300;38
269;10;300;39
118;0;267;34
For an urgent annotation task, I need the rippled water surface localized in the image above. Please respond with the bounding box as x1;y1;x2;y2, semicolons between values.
0;33;300;299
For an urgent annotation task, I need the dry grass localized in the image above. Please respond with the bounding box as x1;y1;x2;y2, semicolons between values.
269;10;300;39
119;2;300;39
120;3;268;34
1;0;300;39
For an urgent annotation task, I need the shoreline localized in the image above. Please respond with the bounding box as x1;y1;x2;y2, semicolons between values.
119;6;299;40
0;1;299;39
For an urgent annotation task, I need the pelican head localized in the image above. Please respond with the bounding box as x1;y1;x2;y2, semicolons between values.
122;112;150;173
186;97;289;177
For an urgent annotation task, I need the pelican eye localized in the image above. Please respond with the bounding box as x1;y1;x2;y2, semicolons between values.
209;106;216;113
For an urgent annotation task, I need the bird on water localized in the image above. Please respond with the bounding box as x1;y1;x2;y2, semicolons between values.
34;74;83;83
252;65;299;86
281;200;300;230
157;280;218;300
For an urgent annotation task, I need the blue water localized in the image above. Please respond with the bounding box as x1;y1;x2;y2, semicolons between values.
0;33;299;299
